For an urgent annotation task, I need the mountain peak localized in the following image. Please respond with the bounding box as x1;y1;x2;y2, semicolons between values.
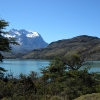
10;28;18;32
26;31;39;38
9;29;40;38
7;29;48;52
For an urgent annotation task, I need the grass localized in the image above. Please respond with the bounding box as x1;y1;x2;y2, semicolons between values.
74;93;100;100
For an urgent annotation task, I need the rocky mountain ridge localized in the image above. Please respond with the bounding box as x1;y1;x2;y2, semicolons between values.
6;29;48;52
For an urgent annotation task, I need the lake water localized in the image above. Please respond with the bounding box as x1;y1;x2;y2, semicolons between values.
0;59;100;77
0;59;50;77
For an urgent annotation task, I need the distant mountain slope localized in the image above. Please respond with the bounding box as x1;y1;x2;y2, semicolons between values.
22;35;100;60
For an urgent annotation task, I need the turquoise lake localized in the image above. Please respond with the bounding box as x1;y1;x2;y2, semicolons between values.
0;59;50;77
0;59;100;77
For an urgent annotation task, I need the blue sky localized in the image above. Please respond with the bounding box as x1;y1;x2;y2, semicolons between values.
0;0;100;43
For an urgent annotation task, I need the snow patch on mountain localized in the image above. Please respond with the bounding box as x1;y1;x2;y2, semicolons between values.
26;31;39;38
9;29;39;38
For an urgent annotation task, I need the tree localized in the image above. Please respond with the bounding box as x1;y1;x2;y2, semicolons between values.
0;67;7;79
0;19;18;79
0;53;3;62
40;57;67;97
48;57;66;80
0;19;18;62
62;54;87;70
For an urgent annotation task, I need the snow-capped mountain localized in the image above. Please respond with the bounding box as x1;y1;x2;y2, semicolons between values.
7;29;48;52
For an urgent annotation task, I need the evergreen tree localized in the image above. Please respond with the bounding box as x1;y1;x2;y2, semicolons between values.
0;19;18;78
0;19;18;61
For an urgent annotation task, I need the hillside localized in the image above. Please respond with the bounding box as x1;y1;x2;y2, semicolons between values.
74;93;100;100
22;35;100;60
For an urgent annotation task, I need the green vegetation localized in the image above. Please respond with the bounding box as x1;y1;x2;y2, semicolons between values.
0;19;15;78
0;18;18;81
74;93;100;100
0;19;18;61
0;57;100;100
